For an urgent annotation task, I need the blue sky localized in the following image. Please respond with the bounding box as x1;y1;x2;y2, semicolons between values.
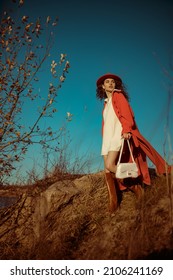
1;0;173;180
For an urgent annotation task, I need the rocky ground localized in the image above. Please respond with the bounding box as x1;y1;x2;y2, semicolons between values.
0;171;173;260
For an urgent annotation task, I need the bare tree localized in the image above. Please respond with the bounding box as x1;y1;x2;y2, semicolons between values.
0;0;70;181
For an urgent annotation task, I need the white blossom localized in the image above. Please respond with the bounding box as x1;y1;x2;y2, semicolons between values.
60;75;65;82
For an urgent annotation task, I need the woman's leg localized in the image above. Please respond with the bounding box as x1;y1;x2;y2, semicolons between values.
129;184;144;200
104;151;119;174
104;152;119;212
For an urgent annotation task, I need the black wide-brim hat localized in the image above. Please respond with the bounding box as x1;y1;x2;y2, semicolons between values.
96;73;122;86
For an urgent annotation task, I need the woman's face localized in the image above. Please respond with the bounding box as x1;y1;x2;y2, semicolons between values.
102;78;116;93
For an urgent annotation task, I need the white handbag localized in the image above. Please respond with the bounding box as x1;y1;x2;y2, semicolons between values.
116;139;138;179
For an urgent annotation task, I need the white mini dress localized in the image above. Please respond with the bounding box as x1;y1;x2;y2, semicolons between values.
101;97;123;156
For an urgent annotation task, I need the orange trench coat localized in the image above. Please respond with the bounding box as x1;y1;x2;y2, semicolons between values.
102;91;168;186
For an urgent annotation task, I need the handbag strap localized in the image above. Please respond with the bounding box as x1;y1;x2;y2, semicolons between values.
117;139;135;164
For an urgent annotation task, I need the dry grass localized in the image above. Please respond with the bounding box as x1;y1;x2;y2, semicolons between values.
0;170;173;260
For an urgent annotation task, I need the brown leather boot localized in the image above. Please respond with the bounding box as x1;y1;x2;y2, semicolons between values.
105;173;118;212
130;184;144;200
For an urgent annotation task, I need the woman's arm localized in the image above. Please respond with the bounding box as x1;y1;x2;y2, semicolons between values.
113;93;136;135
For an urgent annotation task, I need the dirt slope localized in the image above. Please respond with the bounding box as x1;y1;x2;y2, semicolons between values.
0;171;173;260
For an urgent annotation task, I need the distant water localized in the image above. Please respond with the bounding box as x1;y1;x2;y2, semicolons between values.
0;196;18;208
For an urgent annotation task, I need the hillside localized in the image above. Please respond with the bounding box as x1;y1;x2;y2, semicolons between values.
0;171;173;260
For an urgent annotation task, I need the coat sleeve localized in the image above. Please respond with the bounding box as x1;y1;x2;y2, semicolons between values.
113;93;136;134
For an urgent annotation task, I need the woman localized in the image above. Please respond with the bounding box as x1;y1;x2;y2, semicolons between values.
96;73;171;213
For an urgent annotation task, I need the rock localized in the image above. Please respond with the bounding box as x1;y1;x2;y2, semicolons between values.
0;172;173;260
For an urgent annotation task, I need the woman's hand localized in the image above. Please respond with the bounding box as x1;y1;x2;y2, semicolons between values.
123;132;131;139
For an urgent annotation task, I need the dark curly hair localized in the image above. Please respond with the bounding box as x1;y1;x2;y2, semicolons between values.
96;78;130;101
